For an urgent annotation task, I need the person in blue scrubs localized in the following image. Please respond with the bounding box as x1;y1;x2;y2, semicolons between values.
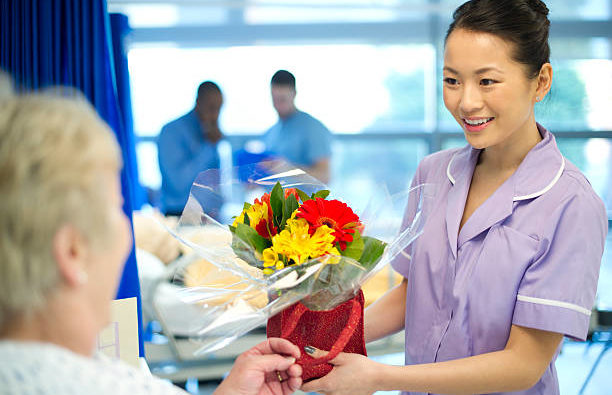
157;81;223;216
263;70;332;183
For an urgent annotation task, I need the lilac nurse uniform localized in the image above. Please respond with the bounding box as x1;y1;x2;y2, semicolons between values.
392;124;608;395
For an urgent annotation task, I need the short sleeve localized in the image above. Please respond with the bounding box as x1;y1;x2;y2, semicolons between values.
512;188;607;340
305;118;332;164
262;122;279;150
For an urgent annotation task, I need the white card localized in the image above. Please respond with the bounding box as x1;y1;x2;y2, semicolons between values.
97;297;140;367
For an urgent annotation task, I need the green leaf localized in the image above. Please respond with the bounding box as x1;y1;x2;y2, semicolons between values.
231;235;264;269
228;225;236;233
340;230;364;261
296;188;311;202
243;202;252;210
359;237;387;270
312;190;330;200
234;223;271;254
243;212;250;226
281;194;299;229
270;182;284;229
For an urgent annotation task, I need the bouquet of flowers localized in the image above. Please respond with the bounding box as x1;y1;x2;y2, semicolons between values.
229;180;386;297
161;162;431;380
230;181;390;380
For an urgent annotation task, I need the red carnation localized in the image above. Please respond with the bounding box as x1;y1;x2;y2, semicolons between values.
296;198;361;250
284;188;300;202
253;193;277;238
251;188;300;239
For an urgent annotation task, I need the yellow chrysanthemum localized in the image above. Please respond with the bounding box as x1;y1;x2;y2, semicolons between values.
262;217;340;272
232;203;269;229
263;248;280;268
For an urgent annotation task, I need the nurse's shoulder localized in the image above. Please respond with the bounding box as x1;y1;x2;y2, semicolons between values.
551;158;607;224
415;145;469;184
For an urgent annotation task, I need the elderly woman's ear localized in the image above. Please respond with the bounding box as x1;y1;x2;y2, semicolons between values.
53;224;89;288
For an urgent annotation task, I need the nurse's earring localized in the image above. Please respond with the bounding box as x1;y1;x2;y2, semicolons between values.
536;96;541;102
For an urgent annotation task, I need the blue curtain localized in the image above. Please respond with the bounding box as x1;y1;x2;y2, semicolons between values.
110;13;146;209
1;0;145;356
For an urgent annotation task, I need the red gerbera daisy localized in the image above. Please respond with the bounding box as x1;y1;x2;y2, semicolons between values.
296;198;361;250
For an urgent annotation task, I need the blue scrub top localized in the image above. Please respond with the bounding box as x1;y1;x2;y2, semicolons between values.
263;110;332;167
393;124;607;395
157;110;220;215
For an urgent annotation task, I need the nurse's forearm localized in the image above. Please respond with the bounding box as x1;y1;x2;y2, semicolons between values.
376;349;535;394
374;325;563;394
364;279;407;343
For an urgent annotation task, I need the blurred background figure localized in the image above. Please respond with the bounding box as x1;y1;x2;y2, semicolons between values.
157;81;224;216
262;70;332;183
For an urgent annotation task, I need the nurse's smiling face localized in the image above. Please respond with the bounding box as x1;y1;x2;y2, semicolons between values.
443;28;541;150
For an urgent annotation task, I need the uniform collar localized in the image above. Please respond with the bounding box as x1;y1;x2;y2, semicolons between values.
446;123;565;201
444;124;565;257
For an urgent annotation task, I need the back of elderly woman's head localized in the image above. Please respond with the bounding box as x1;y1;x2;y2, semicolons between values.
0;94;122;329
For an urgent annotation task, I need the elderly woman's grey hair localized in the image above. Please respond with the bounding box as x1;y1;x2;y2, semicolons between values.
0;94;122;330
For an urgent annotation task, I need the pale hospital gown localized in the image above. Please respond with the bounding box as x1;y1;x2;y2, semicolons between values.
0;341;188;395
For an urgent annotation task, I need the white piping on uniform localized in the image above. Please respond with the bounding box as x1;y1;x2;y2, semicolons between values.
446;153;457;185
513;158;565;201
517;294;591;316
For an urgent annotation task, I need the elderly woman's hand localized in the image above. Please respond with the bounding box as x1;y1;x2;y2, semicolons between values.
213;338;303;395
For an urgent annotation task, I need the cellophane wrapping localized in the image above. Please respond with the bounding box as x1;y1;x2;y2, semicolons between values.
159;161;434;355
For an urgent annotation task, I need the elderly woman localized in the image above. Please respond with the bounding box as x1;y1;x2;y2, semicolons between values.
0;94;302;394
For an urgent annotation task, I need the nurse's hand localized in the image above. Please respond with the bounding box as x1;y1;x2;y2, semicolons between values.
300;347;380;395
214;338;303;395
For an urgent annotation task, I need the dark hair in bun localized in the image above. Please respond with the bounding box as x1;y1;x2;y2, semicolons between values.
446;0;550;78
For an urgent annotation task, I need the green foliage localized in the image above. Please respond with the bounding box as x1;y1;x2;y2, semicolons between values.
341;230;364;261
359;236;387;270
282;194;299;229
312;190;330;199
233;223;271;253
229;224;270;269
296;188;311;202
270;182;284;229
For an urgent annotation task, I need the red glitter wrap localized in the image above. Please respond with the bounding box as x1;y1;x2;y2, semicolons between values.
266;289;367;382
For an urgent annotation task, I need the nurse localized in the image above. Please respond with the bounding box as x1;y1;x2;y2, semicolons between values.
301;1;608;394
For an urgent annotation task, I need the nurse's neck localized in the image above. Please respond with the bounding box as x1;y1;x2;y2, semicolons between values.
478;121;542;173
